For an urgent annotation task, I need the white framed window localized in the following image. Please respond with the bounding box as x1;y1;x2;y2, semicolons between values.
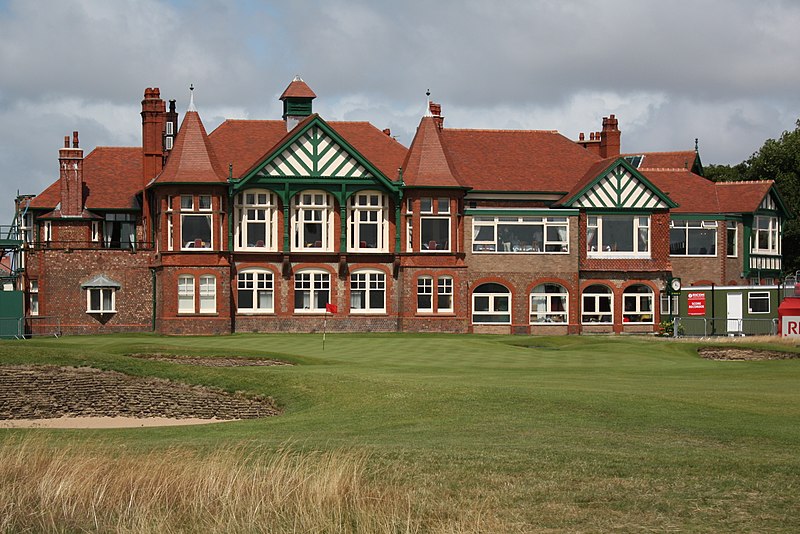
660;294;679;316
529;283;568;324
292;191;333;252
294;270;330;312
167;216;174;251
237;270;274;313
748;291;770;314
752;216;780;254
165;137;174;150
86;288;115;313
91;221;100;242
348;192;388;252
420;197;451;252
103;213;135;249
622;285;654;324
726;224;738;257
180;196;212;250
235;190;278;251
29;280;39;316
582;284;612;324
350;271;386;313
669;220;717;256
587;215;649;257
472;283;511;324
43;221;52;243
437;276;453;312
199;275;216;314
417;277;433;312
22;213;34;244
473;216;568;253
178;275;195;313
166;121;174;135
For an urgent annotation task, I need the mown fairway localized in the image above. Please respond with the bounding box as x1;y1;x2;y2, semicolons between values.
2;334;799;532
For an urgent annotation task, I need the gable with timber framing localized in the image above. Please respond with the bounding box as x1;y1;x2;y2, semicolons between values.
562;160;677;209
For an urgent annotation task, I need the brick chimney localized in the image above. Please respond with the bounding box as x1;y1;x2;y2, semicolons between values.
59;131;84;216
429;101;444;129
599;114;620;158
141;88;166;183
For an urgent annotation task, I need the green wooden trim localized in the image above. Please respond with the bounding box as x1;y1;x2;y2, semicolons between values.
561;159;678;208
465;209;579;216
403;185;470;191
394;198;402;253
235;116;401;195
282;205;290;252
742;215;752;276
669;214;726;221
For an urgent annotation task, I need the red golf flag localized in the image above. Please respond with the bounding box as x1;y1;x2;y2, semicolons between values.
325;303;338;313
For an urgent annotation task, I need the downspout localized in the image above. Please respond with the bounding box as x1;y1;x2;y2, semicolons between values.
150;267;157;332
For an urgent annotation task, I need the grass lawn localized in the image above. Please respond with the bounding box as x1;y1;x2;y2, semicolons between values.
2;333;799;532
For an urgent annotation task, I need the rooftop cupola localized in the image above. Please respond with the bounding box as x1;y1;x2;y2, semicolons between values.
280;75;316;131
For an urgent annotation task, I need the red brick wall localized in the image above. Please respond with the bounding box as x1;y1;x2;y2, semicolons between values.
25;248;154;335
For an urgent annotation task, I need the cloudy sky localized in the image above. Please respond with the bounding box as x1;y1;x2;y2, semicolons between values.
1;0;799;223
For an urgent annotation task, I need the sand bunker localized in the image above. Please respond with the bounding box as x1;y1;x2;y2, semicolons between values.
129;353;292;367
0;365;279;429
698;347;800;361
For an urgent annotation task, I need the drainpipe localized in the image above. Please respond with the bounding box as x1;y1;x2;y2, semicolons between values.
711;282;716;335
150;267;157;332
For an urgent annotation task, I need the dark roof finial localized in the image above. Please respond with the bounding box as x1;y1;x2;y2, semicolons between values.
695;138;699;152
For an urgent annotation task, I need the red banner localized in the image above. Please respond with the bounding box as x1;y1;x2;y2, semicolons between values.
687;292;706;316
325;303;338;314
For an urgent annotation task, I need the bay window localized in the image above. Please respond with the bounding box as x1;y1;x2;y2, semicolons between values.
420;197;450;252
669;220;716;256
587;215;649;256
87;288;115;313
293;191;333;251
472;216;568;253
181;195;212;250
348;192;388;252
752;216;780;254
235;190;277;250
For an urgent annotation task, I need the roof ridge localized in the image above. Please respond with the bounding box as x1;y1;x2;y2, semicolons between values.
444;128;560;134
716;180;774;185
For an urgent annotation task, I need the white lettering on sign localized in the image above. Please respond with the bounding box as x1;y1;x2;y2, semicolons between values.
782;316;800;337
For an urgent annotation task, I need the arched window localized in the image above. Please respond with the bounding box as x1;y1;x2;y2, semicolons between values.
350;270;386;313
582;284;612;324
199;275;216;314
178;275;194;313
530;283;568;324
237;269;274;313
294;270;330;312
472;283;511;324
292;191;333;252
235;190;277;251
348;191;388;252
623;285;654;323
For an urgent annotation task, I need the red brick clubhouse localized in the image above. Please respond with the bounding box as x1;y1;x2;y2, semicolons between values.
15;78;788;335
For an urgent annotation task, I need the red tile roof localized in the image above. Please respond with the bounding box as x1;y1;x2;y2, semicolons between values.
624;151;699;171
30;147;143;210
401;117;461;187
280;78;317;100
208;118;407;181
435;128;601;192
152;111;227;185
643;170;774;214
714;181;775;213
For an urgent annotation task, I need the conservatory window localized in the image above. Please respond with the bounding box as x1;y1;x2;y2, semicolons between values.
472;216;568;253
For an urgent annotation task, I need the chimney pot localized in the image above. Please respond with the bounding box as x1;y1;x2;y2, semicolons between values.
579;132;585;141
72;131;79;148
383;128;391;136
64;136;70;148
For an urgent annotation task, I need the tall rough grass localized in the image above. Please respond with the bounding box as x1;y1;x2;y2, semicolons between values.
0;437;502;533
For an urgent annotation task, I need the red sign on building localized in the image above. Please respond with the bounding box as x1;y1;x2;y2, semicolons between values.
687;292;706;316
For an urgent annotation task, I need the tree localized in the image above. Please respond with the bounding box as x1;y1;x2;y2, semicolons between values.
706;120;800;275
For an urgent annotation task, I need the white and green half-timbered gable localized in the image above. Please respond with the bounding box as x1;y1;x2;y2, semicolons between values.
744;185;790;277
561;160;677;210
